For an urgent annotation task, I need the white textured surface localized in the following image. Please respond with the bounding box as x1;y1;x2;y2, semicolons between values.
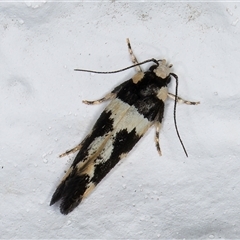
1;2;240;239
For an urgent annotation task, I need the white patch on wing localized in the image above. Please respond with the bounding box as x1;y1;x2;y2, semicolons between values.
75;98;152;166
80;98;132;162
87;135;108;156
96;101;152;163
81;160;95;178
105;98;131;126
95;142;113;164
118;104;152;135
76;98;131;167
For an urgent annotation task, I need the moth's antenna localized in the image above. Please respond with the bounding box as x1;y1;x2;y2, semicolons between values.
74;58;160;74
170;73;188;157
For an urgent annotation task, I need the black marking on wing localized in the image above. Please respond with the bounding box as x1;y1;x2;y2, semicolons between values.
72;110;114;167
116;71;167;121
50;110;114;213
50;168;90;215
50;128;141;214
92;128;140;184
51;69;169;214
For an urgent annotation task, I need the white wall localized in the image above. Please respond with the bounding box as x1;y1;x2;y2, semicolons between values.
1;2;240;238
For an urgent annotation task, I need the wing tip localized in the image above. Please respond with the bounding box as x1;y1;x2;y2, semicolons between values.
50;171;91;214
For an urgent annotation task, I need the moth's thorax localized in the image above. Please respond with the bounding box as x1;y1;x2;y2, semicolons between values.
153;59;171;79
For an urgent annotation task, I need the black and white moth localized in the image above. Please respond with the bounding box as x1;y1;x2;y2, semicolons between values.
50;39;200;214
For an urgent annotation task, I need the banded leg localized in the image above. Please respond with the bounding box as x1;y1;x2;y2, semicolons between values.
126;38;142;72
168;93;200;105
59;131;92;157
59;144;82;157
155;121;162;156
83;92;116;105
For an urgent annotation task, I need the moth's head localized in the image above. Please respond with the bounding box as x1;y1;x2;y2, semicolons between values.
150;59;172;79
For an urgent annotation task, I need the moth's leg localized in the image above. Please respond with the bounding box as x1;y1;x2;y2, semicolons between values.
59;131;92;157
126;38;142;72
168;93;200;105
155;121;162;156
83;92;116;105
59;144;82;157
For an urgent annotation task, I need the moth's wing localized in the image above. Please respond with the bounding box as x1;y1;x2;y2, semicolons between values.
51;99;163;214
50;93;132;214
51;79;165;214
87;95;165;188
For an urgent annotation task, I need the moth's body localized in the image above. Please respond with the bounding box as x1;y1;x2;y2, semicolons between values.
50;39;199;214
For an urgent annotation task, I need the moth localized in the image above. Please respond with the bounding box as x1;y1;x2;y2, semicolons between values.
50;39;200;214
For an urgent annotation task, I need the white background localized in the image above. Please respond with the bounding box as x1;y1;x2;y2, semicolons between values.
1;2;240;239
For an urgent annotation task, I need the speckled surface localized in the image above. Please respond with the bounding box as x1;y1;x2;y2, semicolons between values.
1;2;240;238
